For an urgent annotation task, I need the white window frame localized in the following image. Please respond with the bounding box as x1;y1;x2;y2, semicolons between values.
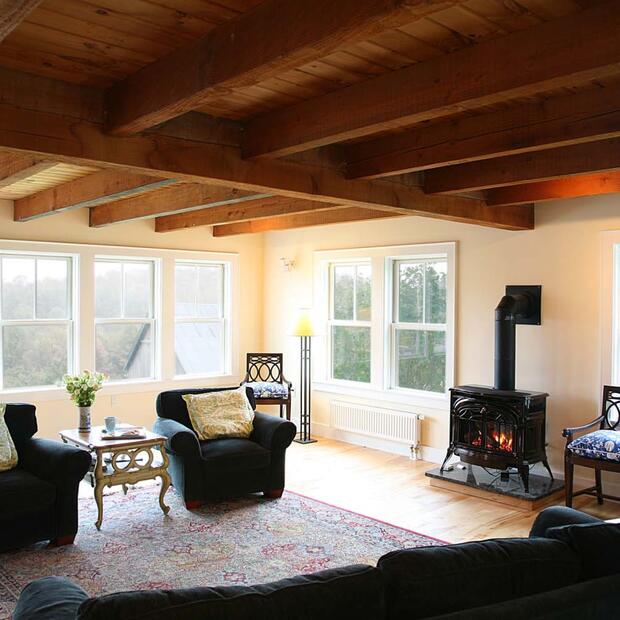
94;256;160;384
327;261;372;385
173;259;231;379
314;242;455;409
388;255;449;396
0;250;78;391
0;238;239;400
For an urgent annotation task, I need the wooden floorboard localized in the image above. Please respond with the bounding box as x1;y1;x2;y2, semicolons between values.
285;437;620;543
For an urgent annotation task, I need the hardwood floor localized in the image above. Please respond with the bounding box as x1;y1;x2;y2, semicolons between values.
285;437;620;543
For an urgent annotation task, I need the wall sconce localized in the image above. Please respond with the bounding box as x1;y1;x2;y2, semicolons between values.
280;257;295;272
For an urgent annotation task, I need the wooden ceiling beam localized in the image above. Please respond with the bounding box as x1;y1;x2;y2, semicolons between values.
0;0;43;42
14;169;178;221
345;83;620;179
155;196;339;232
0;152;59;189
486;172;620;207
242;2;620;158
425;138;620;194
105;0;467;136
89;184;268;227
0;103;532;231
212;208;402;236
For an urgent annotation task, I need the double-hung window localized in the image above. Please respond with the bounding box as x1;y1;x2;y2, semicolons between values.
0;252;75;389
328;262;371;383
94;258;158;382
390;257;448;394
174;261;227;377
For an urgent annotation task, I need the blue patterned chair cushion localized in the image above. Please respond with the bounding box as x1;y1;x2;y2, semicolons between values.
567;430;620;462
244;381;289;399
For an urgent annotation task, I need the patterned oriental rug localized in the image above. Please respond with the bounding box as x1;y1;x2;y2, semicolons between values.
0;485;443;619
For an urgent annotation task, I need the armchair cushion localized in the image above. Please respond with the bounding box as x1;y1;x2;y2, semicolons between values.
0;469;55;519
245;381;289;398
0;404;18;471
13;576;88;620
567;429;620;462
200;438;270;471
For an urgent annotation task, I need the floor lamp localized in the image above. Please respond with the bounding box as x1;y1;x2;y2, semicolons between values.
293;309;317;444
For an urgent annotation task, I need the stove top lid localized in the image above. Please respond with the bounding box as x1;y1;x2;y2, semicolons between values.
450;384;549;398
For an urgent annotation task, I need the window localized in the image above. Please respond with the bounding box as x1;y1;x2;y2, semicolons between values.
316;243;454;405
174;261;227;376
0;253;75;389
328;262;371;383
390;258;447;393
94;258;157;382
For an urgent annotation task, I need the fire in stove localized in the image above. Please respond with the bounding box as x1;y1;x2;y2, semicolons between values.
471;428;514;453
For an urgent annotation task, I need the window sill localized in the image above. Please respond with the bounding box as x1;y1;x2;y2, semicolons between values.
0;374;241;403
312;380;449;410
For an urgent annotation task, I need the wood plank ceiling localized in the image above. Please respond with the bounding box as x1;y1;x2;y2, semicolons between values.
0;0;617;236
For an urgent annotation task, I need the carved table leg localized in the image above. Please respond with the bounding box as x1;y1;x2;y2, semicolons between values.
94;449;105;530
158;443;171;516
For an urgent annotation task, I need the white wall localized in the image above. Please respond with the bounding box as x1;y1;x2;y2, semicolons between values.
261;195;620;473
0;199;264;438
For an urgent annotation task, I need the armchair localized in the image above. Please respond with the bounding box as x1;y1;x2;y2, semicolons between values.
0;404;91;552
563;385;620;507
154;387;296;509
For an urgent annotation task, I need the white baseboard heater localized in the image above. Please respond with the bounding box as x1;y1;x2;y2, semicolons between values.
330;400;424;459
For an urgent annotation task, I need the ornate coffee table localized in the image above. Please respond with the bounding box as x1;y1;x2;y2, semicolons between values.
59;426;171;530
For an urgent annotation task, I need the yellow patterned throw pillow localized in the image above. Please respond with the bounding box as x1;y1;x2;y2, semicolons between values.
0;404;18;472
183;388;255;441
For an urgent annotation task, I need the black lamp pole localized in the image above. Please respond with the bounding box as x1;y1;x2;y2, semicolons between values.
294;334;316;444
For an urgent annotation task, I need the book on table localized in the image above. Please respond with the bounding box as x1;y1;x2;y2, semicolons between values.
101;424;147;440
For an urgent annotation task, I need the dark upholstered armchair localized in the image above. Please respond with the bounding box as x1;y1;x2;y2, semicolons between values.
154;387;296;509
0;404;92;552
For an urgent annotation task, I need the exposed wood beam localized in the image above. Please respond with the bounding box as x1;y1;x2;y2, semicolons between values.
243;2;620;158
155;196;339;232
345;83;620;179
425;138;620;194
105;0;466;135
14;170;179;221
0;0;43;41
90;184;268;227
486;172;620;207
0;152;58;189
0;103;532;231
212;208;402;236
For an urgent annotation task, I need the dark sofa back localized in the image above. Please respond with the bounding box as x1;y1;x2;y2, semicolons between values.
4;403;37;451
77;565;384;620
156;387;256;428
377;537;580;620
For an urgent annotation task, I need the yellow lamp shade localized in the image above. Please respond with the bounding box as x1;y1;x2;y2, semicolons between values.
292;308;315;337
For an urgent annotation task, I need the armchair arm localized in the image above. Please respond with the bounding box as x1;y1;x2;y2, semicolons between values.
252;412;296;451
19;438;91;484
153;417;201;460
562;415;605;442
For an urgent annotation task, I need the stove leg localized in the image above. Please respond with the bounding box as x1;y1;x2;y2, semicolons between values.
542;459;554;480
440;447;454;473
519;465;530;494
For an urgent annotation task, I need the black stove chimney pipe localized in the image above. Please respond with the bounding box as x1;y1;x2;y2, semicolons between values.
494;293;530;391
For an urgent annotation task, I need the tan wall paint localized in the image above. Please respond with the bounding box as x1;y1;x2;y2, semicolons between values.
0;199;265;439
261;195;620;472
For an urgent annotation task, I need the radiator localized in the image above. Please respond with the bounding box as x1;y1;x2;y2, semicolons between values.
330;400;424;459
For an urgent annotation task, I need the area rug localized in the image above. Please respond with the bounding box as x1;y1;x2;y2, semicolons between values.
0;484;443;618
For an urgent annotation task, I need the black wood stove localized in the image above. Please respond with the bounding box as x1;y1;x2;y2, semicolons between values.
441;286;552;493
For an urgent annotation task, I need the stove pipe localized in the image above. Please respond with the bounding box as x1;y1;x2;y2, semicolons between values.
494;293;530;391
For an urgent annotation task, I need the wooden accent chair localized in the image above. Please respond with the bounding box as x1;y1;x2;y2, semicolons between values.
563;385;620;507
242;353;292;421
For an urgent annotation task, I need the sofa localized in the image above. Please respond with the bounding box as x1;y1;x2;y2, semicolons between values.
13;507;620;619
153;387;297;508
0;403;92;552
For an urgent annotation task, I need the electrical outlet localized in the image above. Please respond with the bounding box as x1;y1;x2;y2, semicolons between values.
110;394;118;407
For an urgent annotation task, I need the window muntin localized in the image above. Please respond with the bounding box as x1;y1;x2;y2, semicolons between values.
329;262;371;383
94;258;157;382
0;253;74;389
391;258;448;394
174;261;227;377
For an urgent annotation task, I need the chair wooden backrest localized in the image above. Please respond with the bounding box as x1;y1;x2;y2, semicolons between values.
601;385;620;430
244;353;285;384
